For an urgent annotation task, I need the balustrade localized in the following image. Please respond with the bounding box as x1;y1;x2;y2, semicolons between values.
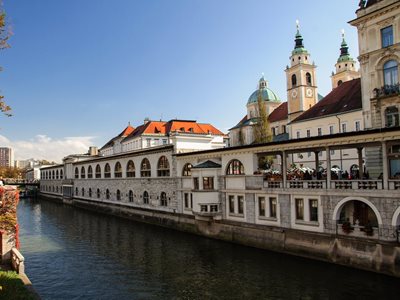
11;247;25;275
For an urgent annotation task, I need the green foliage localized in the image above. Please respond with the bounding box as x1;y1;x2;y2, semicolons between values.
0;270;35;300
0;167;22;178
253;89;272;144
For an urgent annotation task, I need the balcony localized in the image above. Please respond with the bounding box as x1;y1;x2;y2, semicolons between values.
373;84;400;99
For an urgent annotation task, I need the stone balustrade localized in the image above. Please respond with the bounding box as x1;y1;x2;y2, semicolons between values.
11;247;25;275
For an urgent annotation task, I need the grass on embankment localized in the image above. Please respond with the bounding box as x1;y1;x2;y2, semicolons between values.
0;270;36;300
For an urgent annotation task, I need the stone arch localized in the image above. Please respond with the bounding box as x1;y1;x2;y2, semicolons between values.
332;196;383;226
391;206;400;227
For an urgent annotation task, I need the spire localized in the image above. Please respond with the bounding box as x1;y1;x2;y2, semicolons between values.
292;20;308;55
337;29;352;62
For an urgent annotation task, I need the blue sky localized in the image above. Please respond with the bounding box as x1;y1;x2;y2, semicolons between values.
1;0;360;161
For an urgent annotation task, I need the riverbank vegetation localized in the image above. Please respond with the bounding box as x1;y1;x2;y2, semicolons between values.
0;270;35;300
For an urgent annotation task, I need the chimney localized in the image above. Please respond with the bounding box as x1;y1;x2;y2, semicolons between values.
89;146;98;156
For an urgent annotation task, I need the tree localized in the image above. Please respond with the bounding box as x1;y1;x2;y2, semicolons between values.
253;88;272;144
0;2;11;117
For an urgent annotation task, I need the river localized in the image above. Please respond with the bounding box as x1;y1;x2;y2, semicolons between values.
17;197;399;300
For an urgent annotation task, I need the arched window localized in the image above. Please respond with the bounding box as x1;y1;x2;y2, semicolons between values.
81;166;86;179
338;80;343;87
52;170;55;179
56;170;59;179
157;156;170;177
143;191;149;204
106;189;110;200
129;190;134;202
81;188;84;197
116;189;121;201
56;186;59;193
182;163;193;176
160;192;167;206
126;160;135;177
87;166;93;179
291;74;297;87
383;60;398;86
385;106;399;127
74;167;79;179
104;163;111;178
96;188;100;199
140;158;151;177
114;162;122;178
226;159;245;175
89;188;92;198
306;72;312;86
60;170;63;179
95;164;101;178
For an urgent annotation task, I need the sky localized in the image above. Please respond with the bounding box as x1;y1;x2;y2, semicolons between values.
1;0;360;162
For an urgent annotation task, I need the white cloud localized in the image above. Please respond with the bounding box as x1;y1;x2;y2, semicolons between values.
0;134;97;163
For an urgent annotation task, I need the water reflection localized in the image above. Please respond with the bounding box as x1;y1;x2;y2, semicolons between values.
18;198;400;300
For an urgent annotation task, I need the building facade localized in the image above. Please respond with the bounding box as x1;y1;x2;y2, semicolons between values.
0;147;14;167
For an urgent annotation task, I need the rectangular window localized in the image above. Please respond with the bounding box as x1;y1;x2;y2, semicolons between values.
355;121;361;132
282;125;286;134
296;131;300;139
190;193;193;208
163;139;168;145
317;128;322;136
269;197;277;218
258;197;265;216
193;177;199;190
229;195;235;214
272;127;276;136
307;152;311;157
329;125;334;135
341;123;347;133
381;26;393;48
306;129;311;138
210;205;218;212
295;198;304;220
238;196;244;214
203;177;214;190
184;193;189;208
309;199;318;222
330;149;335;155
200;205;208;212
146;138;151;147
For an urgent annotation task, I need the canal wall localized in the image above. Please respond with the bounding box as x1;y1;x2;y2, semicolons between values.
39;193;400;277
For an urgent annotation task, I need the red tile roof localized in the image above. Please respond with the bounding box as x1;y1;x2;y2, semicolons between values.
101;124;135;149
291;78;362;123
122;119;225;141
268;102;288;123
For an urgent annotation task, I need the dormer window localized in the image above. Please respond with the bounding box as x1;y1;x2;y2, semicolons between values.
180;127;185;132
188;128;193;133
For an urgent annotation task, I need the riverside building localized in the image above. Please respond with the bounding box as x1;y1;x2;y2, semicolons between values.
40;0;400;277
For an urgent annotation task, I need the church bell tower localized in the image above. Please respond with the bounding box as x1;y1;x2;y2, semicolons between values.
285;21;318;121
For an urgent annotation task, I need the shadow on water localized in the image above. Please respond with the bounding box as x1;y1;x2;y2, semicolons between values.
17;198;400;300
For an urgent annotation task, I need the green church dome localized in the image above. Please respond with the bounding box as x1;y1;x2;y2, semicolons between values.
247;88;280;104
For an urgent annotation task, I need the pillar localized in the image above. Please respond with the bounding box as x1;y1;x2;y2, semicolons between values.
357;147;364;179
282;151;287;188
326;147;331;188
382;141;388;189
314;151;319;179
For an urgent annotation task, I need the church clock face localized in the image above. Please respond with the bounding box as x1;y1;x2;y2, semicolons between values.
291;89;298;98
306;88;313;98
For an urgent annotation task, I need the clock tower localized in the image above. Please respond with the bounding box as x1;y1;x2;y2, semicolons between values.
285;21;318;122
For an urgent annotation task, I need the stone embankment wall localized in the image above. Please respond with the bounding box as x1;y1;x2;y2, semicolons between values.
40;194;400;277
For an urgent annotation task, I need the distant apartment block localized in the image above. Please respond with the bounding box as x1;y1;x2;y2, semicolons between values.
0;147;14;167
